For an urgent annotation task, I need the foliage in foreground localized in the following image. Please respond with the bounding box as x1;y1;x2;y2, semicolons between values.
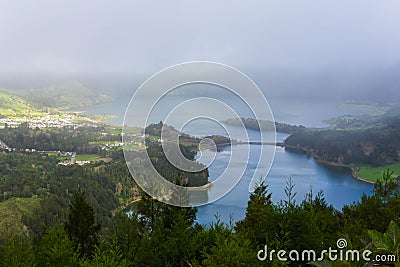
0;171;399;266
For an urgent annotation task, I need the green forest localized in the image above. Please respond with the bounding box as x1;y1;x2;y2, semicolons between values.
0;123;120;154
284;105;400;168
224;105;400;182
1;166;399;266
0;116;399;266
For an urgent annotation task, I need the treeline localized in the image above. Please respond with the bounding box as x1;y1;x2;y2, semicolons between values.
0;140;207;232
285;124;400;166
222;117;305;134
134;140;209;187
1;171;399;266
145;122;231;147
0;123;120;153
0;151;135;230
143;122;209;187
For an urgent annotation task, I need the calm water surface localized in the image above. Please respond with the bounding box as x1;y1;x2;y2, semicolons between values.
195;132;373;225
85;95;374;226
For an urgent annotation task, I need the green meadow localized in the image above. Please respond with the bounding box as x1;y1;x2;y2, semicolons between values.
358;163;400;182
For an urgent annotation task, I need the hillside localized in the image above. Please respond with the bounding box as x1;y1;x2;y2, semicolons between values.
12;81;113;109
0;198;40;235
222;117;305;134
285;104;400;166
0;89;41;117
221;106;400;182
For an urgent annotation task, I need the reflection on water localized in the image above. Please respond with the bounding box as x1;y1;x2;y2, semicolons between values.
195;132;374;226
84;95;374;128
84;96;375;226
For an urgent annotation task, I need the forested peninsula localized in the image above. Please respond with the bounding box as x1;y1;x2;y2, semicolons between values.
223;105;400;183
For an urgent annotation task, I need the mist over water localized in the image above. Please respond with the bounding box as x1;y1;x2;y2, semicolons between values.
85;94;373;128
85;92;375;225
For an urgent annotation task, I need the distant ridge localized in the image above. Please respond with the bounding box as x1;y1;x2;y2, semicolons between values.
12;81;113;110
0;89;40;117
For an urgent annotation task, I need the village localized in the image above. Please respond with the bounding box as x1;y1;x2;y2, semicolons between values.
0;113;98;129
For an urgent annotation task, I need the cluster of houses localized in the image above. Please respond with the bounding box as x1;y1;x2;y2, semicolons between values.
0;114;96;129
57;151;92;166
100;142;124;150
58;160;90;166
99;140;144;151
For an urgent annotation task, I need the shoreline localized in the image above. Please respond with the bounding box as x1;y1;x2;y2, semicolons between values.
190;181;214;191
116;181;214;214
284;145;376;184
67;100;381;185
316;160;375;184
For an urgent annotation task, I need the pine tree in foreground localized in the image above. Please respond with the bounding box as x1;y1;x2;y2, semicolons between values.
65;190;101;258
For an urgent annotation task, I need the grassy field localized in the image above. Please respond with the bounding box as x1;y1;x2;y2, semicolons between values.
358;163;400;182
44;152;70;161
120;126;143;135
88;141;110;145
341;103;388;115
75;154;101;161
121;144;144;151
0;198;40;235
109;127;123;135
46;152;104;162
341;103;377;110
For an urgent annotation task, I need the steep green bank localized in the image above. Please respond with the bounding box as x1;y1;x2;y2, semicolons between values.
284;104;400;182
222;117;305;133
0;89;43;117
1;82;113;114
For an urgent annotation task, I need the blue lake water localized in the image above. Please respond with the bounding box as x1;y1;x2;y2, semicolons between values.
195;131;373;226
84;94;375;226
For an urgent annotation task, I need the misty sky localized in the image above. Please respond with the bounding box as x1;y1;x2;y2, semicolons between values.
1;0;400;100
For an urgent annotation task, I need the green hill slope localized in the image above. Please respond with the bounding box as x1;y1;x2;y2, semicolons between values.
0;89;40;117
14;81;113;109
0;198;40;235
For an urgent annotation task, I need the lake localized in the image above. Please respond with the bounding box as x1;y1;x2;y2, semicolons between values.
84;94;374;226
195;131;373;225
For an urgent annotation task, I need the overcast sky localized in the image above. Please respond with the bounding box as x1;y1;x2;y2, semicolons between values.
1;0;400;99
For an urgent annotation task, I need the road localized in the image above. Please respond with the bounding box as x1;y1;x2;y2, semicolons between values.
70;152;76;164
0;138;11;150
